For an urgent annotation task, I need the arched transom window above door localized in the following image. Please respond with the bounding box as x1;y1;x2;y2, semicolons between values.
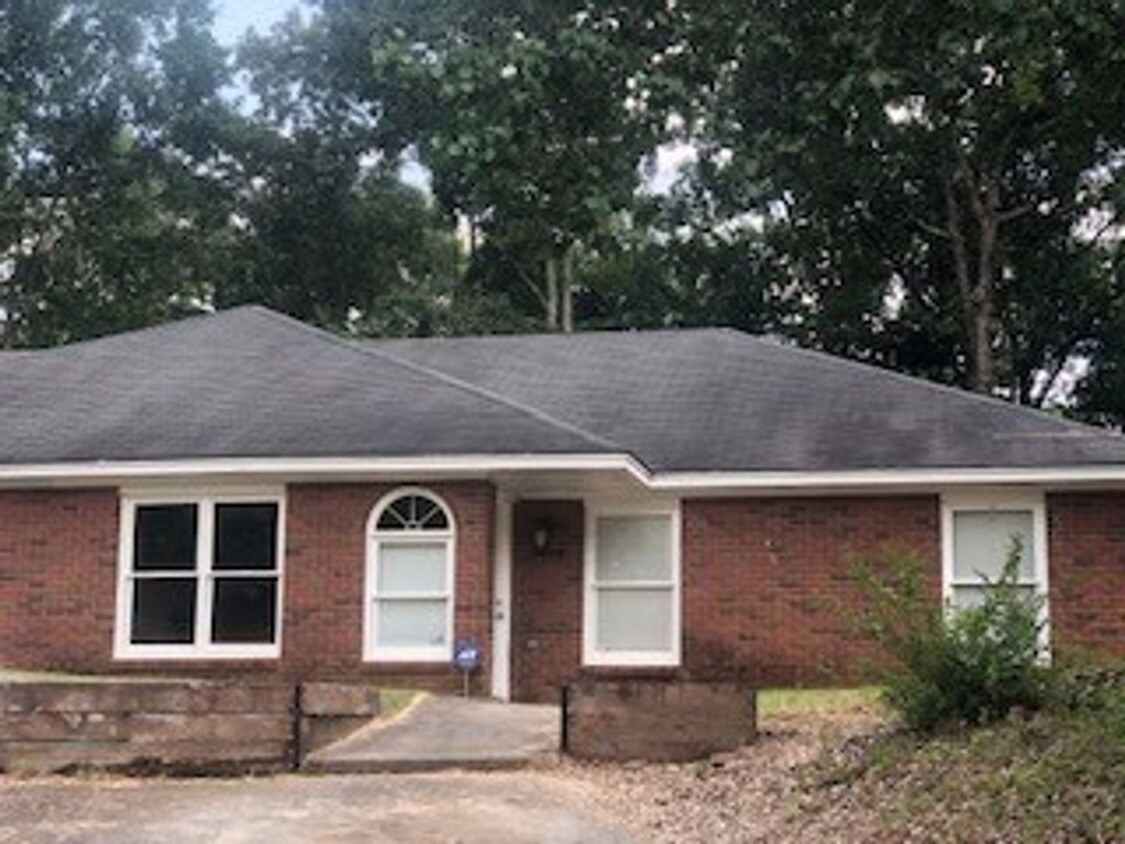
365;488;455;662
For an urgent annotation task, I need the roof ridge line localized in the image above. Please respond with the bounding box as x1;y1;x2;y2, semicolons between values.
9;307;227;354
732;331;1123;440
367;325;734;345
251;308;633;457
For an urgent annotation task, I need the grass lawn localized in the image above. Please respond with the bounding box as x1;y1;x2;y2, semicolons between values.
0;668;181;683
758;686;884;718
379;687;422;718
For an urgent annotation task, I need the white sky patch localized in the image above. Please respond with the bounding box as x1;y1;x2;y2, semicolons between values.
212;0;298;46
883;274;907;319
643;140;697;195
1035;356;1090;407
400;156;433;193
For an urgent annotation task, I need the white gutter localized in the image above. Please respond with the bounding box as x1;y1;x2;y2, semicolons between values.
649;465;1125;491
0;453;651;487
3;453;1125;491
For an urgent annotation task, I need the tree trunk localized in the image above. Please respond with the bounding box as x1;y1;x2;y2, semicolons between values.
943;174;982;391
560;244;575;333
544;255;559;330
945;155;1003;396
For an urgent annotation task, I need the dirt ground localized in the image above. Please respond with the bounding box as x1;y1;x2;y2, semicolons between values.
0;710;886;844
558;709;889;843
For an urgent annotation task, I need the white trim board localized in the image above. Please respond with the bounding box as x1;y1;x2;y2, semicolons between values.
490;490;514;700
6;453;1125;493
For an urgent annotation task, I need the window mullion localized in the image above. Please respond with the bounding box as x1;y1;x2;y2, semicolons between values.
373;592;450;602
196;500;214;650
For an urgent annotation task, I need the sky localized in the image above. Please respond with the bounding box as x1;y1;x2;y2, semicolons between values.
212;0;299;46
208;0;687;193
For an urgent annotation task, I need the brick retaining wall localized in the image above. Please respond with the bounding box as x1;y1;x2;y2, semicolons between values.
0;679;384;775
563;679;757;761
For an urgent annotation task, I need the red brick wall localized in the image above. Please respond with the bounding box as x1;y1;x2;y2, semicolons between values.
0;489;120;671
508;495;943;698
0;482;495;693
682;496;941;686
511;500;584;703
1048;492;1125;658
283;481;495;692
8;484;1122;693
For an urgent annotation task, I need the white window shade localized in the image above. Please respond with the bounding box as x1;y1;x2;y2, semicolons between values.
952;510;1034;582
950;584;1038;612
596;515;672;581
366;489;455;662
377;542;448;594
375;600;448;648
587;510;680;666
596;589;673;652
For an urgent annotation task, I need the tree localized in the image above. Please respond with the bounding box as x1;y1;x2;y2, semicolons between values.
221;6;526;334
0;0;236;346
682;0;1125;397
364;0;669;330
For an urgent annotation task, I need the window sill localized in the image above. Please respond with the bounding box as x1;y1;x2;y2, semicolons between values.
113;644;281;661
583;651;680;668
364;648;453;664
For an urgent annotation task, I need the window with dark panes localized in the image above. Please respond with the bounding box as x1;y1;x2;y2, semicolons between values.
121;498;282;655
211;504;278;643
130;505;198;644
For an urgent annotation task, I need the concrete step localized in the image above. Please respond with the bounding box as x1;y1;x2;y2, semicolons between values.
301;694;561;776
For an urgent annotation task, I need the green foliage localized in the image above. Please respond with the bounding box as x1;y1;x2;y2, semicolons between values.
0;0;235;346
806;676;1125;842
363;0;673;328
680;0;1125;399
851;544;1050;732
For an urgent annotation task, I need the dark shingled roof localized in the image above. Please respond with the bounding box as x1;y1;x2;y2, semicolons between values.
0;307;613;465
3;305;1125;473
374;329;1125;473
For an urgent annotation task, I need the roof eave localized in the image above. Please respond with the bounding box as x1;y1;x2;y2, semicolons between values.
3;455;1125;493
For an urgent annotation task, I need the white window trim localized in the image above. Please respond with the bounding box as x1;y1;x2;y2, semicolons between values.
583;501;682;668
114;487;286;660
364;487;456;663
940;489;1050;642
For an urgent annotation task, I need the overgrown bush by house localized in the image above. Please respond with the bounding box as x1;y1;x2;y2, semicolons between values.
850;544;1050;732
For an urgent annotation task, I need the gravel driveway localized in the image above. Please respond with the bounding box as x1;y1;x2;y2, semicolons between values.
0;771;633;844
0;711;884;844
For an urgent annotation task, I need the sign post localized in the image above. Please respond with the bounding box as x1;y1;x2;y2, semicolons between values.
453;637;481;698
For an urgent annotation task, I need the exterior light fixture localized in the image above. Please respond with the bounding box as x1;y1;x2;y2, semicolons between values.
532;519;553;553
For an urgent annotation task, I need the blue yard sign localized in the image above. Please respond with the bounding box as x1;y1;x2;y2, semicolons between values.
453;638;481;672
454;637;481;697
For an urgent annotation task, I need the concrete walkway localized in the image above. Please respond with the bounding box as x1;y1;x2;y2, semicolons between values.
303;695;561;774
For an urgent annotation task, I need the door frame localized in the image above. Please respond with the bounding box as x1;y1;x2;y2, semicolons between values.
490;490;513;699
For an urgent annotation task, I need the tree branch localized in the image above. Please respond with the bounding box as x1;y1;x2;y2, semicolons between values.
914;217;952;239
997;204;1034;224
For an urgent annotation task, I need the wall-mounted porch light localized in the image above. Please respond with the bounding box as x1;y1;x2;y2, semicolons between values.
532;518;554;554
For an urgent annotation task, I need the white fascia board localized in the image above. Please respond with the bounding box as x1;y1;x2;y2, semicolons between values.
5;453;1125;492
648;465;1125;492
0;453;650;487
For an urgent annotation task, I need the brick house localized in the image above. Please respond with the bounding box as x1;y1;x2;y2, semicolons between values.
1;306;1123;702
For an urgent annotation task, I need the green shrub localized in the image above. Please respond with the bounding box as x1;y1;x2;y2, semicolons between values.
851;543;1050;732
